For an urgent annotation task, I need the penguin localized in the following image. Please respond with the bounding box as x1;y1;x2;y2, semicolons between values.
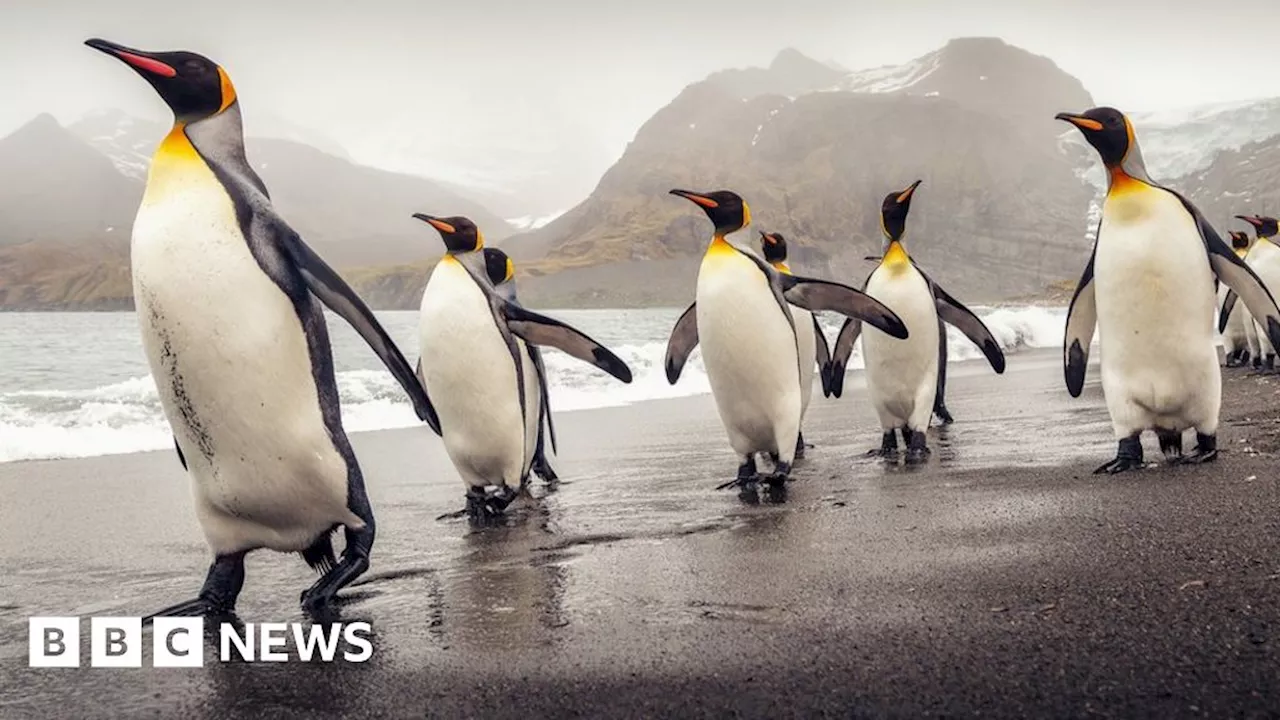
758;231;832;459
1227;215;1280;372
414;215;633;520
822;181;1006;461
663;189;909;493
1220;230;1254;367
479;246;559;484
85;39;438;616
1057;107;1280;473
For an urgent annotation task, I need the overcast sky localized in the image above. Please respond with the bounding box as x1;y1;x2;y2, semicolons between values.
3;0;1278;190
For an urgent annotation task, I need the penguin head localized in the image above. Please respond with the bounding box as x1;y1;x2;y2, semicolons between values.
481;247;515;286
85;39;236;123
1229;231;1251;250
880;180;921;242
413;214;485;253
1238;215;1279;239
759;232;788;264
1055;107;1133;169
669;190;751;235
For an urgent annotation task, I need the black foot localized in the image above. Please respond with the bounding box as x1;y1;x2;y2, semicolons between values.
794;433;810;460
531;456;559;483
300;506;376;614
458;485;518;524
934;405;955;425
1157;429;1183;464
905;429;930;464
763;461;792;489
717;456;759;491
146;552;246;622
1267;355;1276;372
867;430;899;458
1183;433;1218;465
1094;435;1144;474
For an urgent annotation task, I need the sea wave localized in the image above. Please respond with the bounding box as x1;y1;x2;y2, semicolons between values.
0;306;1067;463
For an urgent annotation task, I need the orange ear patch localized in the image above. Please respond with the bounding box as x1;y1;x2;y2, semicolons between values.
217;67;237;113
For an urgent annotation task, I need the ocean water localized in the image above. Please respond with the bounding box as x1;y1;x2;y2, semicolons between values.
0;306;1067;463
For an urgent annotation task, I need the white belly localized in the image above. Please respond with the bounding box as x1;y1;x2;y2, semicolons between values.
1246;241;1280;356
792;305;817;422
1094;184;1219;434
862;265;939;431
419;260;526;489
132;164;354;556
696;246;800;460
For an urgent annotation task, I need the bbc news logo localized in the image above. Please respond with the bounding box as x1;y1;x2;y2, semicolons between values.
29;617;373;667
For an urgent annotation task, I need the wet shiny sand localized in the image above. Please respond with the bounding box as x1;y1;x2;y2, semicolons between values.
2;349;1279;718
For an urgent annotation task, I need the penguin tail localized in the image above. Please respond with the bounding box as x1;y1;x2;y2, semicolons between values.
301;529;339;575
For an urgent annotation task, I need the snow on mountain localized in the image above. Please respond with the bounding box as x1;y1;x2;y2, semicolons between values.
506;210;565;232
841;52;942;94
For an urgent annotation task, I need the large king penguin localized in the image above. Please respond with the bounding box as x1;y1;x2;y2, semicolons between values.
414;215;633;520
758;231;832;458
86;39;437;615
1058;107;1280;473
663;189;909;493
1220;230;1255;367
823;181;1005;461
1228;215;1280;371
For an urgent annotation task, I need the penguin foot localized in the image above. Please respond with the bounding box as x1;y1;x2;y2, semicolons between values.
1094;436;1144;474
718;456;760;491
531;457;559;484
1267;355;1277;372
934;405;955;425
794;433;811;460
763;462;792;489
462;485;518;523
1182;433;1218;465
1157;429;1183;464
147;552;247;621
300;553;370;615
905;431;930;464
867;430;899;458
1253;354;1264;369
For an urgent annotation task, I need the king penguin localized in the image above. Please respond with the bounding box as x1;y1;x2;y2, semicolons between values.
1057;107;1280;473
1220;230;1255;367
823;181;1005;461
414;215;633;520
1229;215;1280;372
663;189;909;494
85;39;437;616
758;231;832;459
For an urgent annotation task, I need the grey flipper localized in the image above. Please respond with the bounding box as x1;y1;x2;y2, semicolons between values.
812;314;832;397
1063;246;1098;398
499;302;633;383
918;271;1006;374
824;317;863;399
528;345;557;455
777;274;908;339
1220;290;1238;333
174;438;187;471
665;302;699;384
1165;188;1280;352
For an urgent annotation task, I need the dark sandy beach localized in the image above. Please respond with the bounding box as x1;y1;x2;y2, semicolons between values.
2;348;1279;718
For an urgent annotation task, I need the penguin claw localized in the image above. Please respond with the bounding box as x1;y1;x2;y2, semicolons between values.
144;596;234;622
1093;457;1144;474
716;477;758;491
1182;449;1219;465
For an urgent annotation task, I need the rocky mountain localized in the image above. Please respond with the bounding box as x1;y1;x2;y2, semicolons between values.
487;38;1098;308
1177;134;1280;229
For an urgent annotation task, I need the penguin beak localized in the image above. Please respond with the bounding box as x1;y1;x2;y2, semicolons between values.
412;213;456;234
669;189;719;209
1236;215;1263;228
760;231;778;245
1055;112;1104;132
896;180;922;204
85;38;177;78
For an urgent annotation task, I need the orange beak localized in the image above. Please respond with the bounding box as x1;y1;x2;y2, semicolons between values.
669;189;719;209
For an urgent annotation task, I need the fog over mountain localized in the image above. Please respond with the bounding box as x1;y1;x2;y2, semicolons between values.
1;2;1280;309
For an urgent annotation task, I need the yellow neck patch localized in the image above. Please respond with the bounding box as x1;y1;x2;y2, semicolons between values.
771;261;791;275
143;124;206;205
706;234;735;257
217;67;237;114
883;239;910;268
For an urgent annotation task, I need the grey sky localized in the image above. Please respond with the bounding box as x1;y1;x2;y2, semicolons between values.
3;0;1278;188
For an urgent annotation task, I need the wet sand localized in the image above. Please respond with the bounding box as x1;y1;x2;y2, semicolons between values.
2;348;1279;718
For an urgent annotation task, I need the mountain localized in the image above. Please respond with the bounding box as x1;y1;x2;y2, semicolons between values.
486;39;1097;308
1176;134;1280;229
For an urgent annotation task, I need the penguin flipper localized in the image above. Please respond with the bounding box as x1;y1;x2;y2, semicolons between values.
1064;249;1098;398
1169;189;1280;351
528;345;557;455
174;438;187;471
280;226;442;434
665;303;699;385
501;303;633;383
812;314;832;397
779;275;908;340
824;317;863;399
927;280;1006;374
1220;290;1239;333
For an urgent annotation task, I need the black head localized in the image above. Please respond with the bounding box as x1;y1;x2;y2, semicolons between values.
86;39;234;123
669;189;751;235
759;232;788;263
1238;215;1280;239
1055;107;1131;168
880;180;921;241
481;247;514;286
1229;230;1251;249
413;214;485;254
